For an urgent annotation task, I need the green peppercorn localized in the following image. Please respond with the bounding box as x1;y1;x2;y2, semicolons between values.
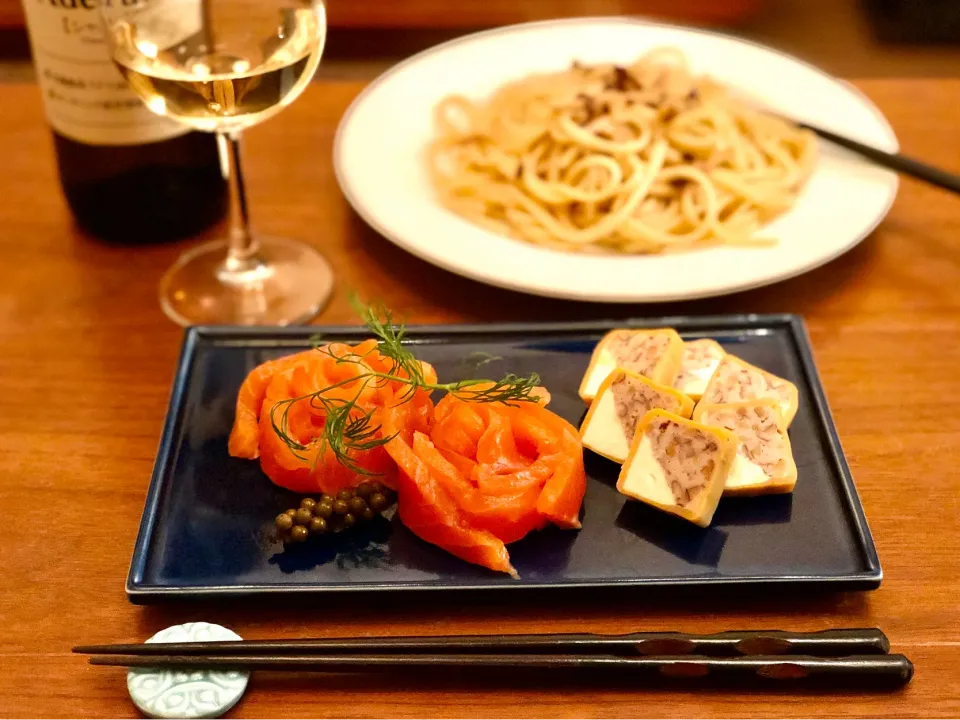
275;513;294;531
284;509;297;518
348;497;368;515
309;517;328;534
342;513;356;528
356;482;374;498
336;489;353;502
333;499;349;515
319;494;334;506
369;492;389;512
361;507;375;522
289;525;309;542
368;482;385;495
299;497;317;511
313;503;332;519
293;508;313;526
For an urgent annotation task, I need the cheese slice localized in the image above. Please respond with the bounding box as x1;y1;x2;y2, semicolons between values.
674;339;725;401
698;354;799;426
580;369;695;464
694;399;798;496
617;409;738;527
578;328;684;403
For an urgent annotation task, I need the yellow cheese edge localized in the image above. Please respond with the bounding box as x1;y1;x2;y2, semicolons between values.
675;338;726;402
725;475;796;497
693;398;798;496
699;354;800;427
579;369;695;464
646;331;685;386
577;328;685;404
616;408;739;527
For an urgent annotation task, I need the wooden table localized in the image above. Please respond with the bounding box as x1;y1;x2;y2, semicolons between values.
1;77;959;718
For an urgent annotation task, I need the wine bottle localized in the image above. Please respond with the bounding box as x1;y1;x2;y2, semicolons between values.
20;0;227;244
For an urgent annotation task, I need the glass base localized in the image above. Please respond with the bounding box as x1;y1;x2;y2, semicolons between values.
159;236;334;326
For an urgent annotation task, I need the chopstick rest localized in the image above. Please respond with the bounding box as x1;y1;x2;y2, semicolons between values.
125;623;249;720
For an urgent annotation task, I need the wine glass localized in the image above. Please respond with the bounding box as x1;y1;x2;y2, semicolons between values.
100;0;333;326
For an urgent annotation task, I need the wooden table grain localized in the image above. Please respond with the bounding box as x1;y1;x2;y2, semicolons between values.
1;77;959;718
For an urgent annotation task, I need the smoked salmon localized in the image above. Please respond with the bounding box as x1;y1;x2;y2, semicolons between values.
228;340;436;494
383;390;587;577
229;329;587;577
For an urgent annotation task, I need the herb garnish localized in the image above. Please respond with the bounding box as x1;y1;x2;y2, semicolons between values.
269;299;541;474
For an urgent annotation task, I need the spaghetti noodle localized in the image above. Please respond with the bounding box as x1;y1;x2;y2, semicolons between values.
426;47;817;254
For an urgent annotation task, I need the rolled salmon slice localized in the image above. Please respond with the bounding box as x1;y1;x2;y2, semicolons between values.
537;452;586;529
383;391;586;576
382;412;518;577
509;405;586;528
396;440;518;579
228;341;437;494
412;432;546;546
228;350;317;459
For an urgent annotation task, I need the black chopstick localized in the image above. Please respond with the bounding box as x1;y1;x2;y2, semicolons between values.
799;121;960;196
73;628;889;658
86;652;914;688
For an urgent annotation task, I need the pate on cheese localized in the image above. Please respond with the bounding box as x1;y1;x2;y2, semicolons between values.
673;338;725;400
694;399;798;496
617;409;738;527
578;328;684;403
699;354;799;426
580;369;694;464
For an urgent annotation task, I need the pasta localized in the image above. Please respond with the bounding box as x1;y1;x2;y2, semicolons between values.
426;47;818;255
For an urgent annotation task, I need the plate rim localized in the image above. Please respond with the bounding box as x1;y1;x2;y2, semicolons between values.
332;15;900;303
127;315;882;601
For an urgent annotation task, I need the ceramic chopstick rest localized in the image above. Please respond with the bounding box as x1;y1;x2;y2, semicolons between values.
127;622;249;719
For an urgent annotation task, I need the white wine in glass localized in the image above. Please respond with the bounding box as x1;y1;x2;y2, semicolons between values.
101;0;333;326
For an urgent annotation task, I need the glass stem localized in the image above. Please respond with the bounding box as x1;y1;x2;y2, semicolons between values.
217;131;259;272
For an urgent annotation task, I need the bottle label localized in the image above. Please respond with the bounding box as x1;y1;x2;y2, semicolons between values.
20;0;187;146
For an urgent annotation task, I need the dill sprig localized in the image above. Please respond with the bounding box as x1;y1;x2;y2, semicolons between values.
267;299;541;474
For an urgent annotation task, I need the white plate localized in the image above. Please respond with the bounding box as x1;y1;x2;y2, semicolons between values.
333;17;899;303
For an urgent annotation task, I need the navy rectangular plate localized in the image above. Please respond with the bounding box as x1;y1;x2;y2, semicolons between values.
127;315;881;602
